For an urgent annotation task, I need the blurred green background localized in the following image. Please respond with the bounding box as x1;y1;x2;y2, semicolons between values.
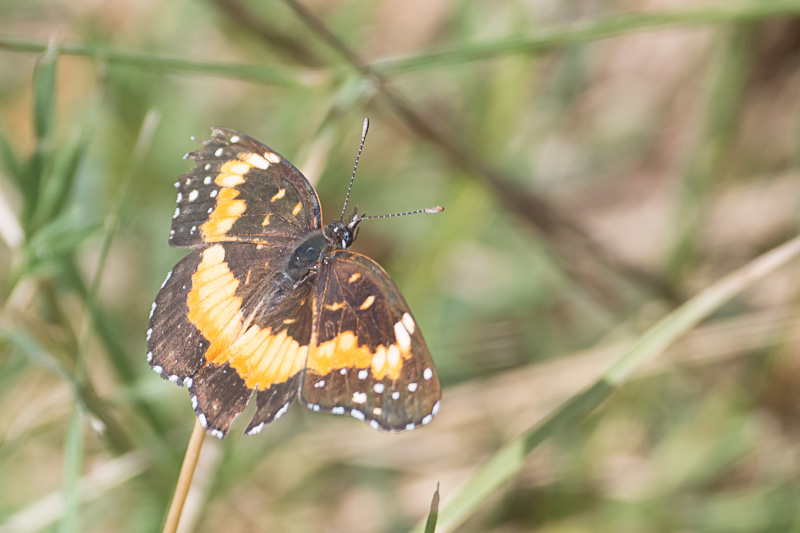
2;1;800;532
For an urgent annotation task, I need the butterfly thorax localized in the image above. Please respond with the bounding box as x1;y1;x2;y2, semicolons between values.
286;232;327;281
285;216;361;282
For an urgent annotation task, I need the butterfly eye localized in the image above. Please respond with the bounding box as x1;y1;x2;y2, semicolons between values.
341;232;353;248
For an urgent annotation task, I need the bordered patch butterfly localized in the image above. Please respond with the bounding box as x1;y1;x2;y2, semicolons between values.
146;119;442;438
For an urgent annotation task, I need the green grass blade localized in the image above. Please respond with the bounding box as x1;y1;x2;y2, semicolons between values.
34;122;92;229
373;1;800;75
0;327;72;383
0;126;24;185
0;325;134;454
64;110;172;438
424;483;441;533
95;109;160;271
21;37;61;233
1;453;147;532
665;25;753;284
603;241;800;385
22;210;102;277
410;234;800;533
0;348;28;395
58;407;83;533
4;2;798;84
59;258;172;441
76;110;160;381
33;36;59;141
0;35;319;87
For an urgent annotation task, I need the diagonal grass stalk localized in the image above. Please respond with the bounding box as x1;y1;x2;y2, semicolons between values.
0;35;320;87
373;1;800;75
3;2;800;82
410;233;800;533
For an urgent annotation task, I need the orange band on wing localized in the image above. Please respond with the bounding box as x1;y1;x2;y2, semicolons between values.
201;186;246;241
306;331;410;381
186;245;243;364
186;245;306;389
228;328;306;389
200;154;275;241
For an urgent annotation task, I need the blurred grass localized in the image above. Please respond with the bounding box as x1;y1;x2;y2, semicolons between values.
59;408;81;533
414;228;800;531
2;1;800;532
666;24;754;285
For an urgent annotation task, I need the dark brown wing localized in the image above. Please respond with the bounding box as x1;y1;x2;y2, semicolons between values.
300;251;441;432
170;128;321;248
147;242;313;437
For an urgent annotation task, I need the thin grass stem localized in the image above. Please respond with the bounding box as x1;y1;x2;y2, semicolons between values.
162;420;206;533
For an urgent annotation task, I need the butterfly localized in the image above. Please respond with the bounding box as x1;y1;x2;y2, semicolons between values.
146;120;441;438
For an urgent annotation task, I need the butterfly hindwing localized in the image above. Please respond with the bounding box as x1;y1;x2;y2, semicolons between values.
301;251;441;431
238;278;313;436
170;128;322;248
147;250;211;383
148;241;314;437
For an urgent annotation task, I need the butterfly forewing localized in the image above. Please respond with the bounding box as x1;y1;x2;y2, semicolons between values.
170;128;322;248
148;241;313;437
301;251;441;431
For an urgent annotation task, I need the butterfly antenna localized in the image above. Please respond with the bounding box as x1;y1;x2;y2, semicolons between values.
361;206;444;220
340;117;370;221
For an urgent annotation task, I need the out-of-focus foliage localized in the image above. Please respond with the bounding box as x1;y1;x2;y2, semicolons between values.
2;1;800;532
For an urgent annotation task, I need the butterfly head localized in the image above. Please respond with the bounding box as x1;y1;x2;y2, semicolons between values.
326;208;363;250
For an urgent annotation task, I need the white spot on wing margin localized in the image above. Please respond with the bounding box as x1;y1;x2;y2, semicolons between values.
274;401;290;420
